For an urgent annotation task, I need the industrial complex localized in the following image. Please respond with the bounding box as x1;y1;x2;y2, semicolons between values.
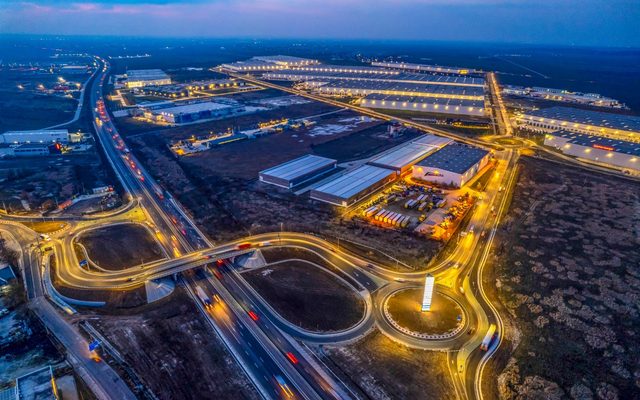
543;131;639;172
516;106;640;142
310;164;396;207
221;55;319;72
140;100;245;125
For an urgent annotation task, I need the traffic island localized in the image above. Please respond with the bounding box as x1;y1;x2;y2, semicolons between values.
384;287;464;339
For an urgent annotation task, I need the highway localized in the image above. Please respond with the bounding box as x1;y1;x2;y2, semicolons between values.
5;58;525;400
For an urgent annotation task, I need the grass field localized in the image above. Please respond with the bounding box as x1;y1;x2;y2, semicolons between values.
77;223;165;270
386;288;462;334
487;157;640;400
243;260;364;331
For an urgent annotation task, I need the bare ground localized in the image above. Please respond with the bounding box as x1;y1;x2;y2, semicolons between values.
487;157;640;400
242;260;364;332
324;331;455;400
89;286;259;400
77;223;164;270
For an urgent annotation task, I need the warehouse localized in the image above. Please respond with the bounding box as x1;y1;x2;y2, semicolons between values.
361;94;487;117
412;134;455;148
516;106;640;143
259;154;337;189
125;69;171;88
142;101;239;124
265;69;485;87
412;144;490;187
371;61;481;75
311;165;396;207
0;129;80;144
544;131;640;172
367;139;445;173
12;143;56;157
222;56;318;72
305;80;484;100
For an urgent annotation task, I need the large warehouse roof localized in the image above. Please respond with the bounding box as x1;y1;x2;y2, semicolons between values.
548;131;640;157
313;165;393;201
311;80;484;100
153;101;232;116
416;144;489;174
368;143;437;171
260;154;336;181
522;106;640;133
361;94;486;111
412;134;454;148
371;61;481;75
265;69;485;87
126;69;169;80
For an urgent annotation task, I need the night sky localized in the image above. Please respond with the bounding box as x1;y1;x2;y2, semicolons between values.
1;0;638;47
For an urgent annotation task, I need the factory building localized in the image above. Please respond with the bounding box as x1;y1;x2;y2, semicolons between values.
142;101;240;124
367;134;452;173
412;144;490;187
139;79;245;99
259;154;337;189
311;165;396;207
371;61;481;75
544;131;640;172
361;94;487;117
0;129;80;144
125;69;171;88
516;106;640;143
12;143;59;157
252;55;319;67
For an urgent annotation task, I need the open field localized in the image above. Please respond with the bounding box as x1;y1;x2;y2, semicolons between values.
487;157;640;400
0;154;114;214
90;285;259;400
386;288;462;334
243;260;364;331
325;331;454;399
76;223;165;271
21;221;68;234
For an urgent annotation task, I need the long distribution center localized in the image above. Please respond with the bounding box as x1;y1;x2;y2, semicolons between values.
259;155;337;189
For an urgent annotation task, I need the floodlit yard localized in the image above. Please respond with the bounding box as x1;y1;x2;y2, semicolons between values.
487;157;640;400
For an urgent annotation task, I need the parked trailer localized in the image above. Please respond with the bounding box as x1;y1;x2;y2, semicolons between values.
436;199;447;208
480;324;497;351
363;206;378;217
401;216;410;228
376;210;389;222
195;286;212;308
374;209;386;221
418;202;428;211
394;214;405;226
384;212;396;224
388;213;399;225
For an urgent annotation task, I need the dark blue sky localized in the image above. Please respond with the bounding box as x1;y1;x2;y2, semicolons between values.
1;0;638;47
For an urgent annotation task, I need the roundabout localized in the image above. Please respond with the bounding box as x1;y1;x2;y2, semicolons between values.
383;286;466;340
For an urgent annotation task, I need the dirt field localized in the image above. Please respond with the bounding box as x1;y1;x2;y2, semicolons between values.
77;223;165;270
325;331;454;399
243;260;364;331
90;286;259;400
488;157;640;400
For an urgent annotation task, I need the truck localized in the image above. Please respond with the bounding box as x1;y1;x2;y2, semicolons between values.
195;286;212;308
400;216;410;228
275;375;294;398
436;199;447;208
480;324;497;351
418;201;428;211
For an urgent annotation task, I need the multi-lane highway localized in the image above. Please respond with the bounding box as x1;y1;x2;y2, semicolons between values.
5;56;524;400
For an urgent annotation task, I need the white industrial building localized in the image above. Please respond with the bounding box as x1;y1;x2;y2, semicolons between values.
259;155;337;189
0;129;80;144
311;165;396;206
371;61;481;75
142;101;240;124
125;69;171;88
516;106;640;143
361;94;487;117
412;144;490;187
222;56;319;72
544;131;640;172
367;134;453;173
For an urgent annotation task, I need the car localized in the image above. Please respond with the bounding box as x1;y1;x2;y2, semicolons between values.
286;352;299;364
248;310;259;321
126;277;136;282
